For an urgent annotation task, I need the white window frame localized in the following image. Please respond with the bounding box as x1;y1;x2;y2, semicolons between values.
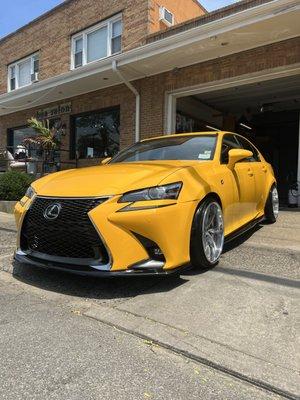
71;14;122;70
7;53;39;92
159;6;174;27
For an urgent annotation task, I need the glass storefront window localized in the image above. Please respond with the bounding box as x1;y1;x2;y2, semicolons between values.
7;126;38;158
72;108;120;159
7;119;61;159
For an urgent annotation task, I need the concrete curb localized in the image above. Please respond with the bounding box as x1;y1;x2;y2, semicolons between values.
0;254;14;273
240;241;300;254
0;212;16;232
0;201;17;214
83;302;299;400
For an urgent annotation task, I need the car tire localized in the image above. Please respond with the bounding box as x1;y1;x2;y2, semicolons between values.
264;185;279;224
190;198;224;270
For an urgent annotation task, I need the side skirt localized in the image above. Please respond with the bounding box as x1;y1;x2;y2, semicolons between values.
224;216;264;244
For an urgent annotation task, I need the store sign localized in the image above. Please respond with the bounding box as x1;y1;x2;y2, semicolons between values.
37;102;72;120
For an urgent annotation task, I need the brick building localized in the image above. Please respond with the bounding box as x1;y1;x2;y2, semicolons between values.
0;0;299;204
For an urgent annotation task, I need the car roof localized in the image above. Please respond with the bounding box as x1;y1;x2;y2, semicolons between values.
141;131;229;142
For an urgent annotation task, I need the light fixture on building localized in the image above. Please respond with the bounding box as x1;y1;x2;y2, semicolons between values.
206;125;219;131
239;122;252;130
260;103;274;113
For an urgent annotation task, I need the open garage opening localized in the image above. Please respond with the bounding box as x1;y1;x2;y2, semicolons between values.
172;74;300;207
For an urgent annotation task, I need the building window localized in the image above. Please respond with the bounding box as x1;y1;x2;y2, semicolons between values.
71;107;120;159
8;53;39;92
74;37;83;68
71;15;122;69
7;126;38;158
111;20;122;54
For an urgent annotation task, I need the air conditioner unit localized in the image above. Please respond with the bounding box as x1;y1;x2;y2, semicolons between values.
31;72;39;83
159;6;174;27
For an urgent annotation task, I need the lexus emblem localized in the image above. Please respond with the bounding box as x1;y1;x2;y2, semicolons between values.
43;203;62;220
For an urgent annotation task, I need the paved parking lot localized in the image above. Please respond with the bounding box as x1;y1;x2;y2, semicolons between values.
0;211;299;399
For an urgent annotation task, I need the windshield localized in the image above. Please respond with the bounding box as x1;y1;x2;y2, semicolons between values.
111;135;217;163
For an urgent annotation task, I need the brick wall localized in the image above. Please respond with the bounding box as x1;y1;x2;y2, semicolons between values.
0;0;208;96
0;0;150;94
138;37;300;139
149;0;205;33
147;0;274;43
1;37;299;163
0;83;136;167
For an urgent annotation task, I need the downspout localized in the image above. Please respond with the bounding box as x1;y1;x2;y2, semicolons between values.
112;60;140;143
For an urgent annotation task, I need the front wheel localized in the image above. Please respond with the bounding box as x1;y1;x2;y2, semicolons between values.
264;185;279;224
190;199;224;270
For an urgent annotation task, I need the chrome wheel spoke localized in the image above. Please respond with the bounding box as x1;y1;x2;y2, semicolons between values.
272;187;279;218
204;243;211;259
208;228;223;235
205;211;215;229
202;202;224;263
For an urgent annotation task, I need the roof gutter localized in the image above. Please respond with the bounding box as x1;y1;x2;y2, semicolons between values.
112;60;140;143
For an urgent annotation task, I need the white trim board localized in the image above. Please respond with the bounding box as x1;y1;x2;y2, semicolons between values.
165;63;300;134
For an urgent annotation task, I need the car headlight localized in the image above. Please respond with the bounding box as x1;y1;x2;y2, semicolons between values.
20;186;36;206
25;186;36;199
119;182;182;203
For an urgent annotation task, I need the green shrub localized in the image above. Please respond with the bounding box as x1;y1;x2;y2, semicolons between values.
0;171;34;201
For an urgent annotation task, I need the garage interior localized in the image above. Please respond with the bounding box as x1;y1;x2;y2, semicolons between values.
176;75;300;206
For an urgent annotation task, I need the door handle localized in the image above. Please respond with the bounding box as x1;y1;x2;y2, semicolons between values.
262;166;267;173
247;168;254;177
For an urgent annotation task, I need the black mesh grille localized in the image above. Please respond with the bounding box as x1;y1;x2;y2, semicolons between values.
21;197;109;261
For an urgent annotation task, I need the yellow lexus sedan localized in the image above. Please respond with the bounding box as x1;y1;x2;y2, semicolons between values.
14;132;278;276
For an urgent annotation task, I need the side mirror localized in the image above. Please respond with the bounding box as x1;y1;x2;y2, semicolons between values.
227;149;253;170
101;157;112;165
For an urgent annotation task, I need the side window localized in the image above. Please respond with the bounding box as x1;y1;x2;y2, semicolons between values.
236;136;260;162
220;134;241;164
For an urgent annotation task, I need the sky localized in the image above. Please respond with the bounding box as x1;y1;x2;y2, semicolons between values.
0;0;238;39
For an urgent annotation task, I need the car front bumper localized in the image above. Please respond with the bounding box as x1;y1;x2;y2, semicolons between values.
14;195;198;275
14;249;189;277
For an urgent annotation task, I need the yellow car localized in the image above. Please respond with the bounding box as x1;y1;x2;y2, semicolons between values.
14;132;278;276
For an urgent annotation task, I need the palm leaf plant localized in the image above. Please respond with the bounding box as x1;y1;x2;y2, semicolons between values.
22;118;64;174
23;118;61;150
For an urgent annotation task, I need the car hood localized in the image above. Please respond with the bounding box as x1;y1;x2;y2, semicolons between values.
32;161;199;197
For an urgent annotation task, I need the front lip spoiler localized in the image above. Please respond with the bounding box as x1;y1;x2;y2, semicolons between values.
14;252;188;277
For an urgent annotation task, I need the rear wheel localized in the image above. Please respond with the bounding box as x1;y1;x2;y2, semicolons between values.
190;199;224;270
264;185;279;224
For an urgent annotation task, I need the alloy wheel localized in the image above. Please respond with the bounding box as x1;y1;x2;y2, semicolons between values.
272;186;279;219
202;202;224;263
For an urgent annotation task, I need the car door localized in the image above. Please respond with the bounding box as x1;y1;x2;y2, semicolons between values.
221;134;257;226
236;135;267;215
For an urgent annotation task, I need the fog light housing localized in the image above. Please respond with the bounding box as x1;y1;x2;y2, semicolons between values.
133;233;165;262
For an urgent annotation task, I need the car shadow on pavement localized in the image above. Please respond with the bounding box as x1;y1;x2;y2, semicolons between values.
11;261;189;302
222;224;263;253
10;223;266;299
182;224;263;277
213;266;300;288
